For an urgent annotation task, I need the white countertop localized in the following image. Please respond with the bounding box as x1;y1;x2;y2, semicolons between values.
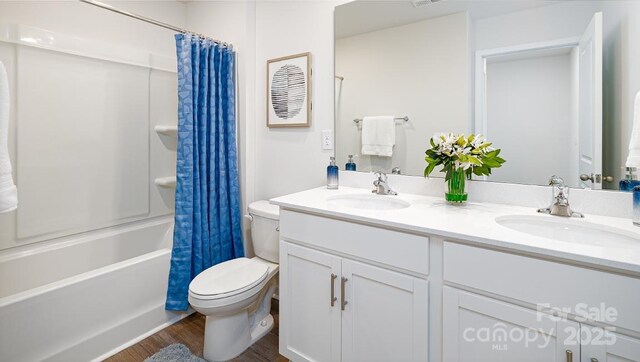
271;186;640;275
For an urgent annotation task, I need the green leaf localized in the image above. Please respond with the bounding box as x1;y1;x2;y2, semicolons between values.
473;165;490;176
486;149;500;158
467;155;482;166
425;156;438;164
482;158;501;168
424;162;436;177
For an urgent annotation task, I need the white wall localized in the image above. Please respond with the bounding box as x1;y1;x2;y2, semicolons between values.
253;1;344;201
335;12;469;176
486;53;573;186
474;0;640;187
183;0;343;252
0;1;184;250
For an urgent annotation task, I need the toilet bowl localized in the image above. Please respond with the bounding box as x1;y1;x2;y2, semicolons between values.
188;200;279;362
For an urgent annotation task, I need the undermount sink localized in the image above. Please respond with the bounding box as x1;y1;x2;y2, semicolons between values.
326;194;410;211
496;215;640;246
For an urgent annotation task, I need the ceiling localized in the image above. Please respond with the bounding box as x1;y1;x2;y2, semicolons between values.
335;0;560;39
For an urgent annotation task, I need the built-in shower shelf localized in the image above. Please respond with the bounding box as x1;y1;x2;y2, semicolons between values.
154;125;178;137
154;176;176;188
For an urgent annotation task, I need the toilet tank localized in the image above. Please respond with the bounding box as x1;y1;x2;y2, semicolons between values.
248;201;280;263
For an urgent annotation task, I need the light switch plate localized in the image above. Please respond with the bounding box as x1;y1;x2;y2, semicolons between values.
322;129;334;150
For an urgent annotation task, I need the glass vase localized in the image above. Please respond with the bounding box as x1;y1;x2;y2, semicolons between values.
446;168;468;203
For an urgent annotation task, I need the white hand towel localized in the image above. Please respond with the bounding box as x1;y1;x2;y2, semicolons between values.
361;116;395;157
626;91;640;168
0;61;17;213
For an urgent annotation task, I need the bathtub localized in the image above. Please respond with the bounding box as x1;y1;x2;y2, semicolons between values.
0;216;189;361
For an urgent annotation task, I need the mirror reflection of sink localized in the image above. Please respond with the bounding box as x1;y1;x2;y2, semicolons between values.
327;194;410;211
496;215;640;246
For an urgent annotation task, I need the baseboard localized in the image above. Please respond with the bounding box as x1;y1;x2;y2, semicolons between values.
90;307;195;362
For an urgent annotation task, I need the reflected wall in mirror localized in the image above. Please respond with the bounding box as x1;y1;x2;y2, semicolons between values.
334;0;640;190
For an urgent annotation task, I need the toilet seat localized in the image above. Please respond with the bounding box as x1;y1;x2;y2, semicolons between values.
189;258;269;300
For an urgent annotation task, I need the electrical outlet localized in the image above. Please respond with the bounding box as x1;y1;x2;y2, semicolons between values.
322;130;334;150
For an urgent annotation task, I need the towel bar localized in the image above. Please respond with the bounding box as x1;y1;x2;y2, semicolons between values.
353;116;409;124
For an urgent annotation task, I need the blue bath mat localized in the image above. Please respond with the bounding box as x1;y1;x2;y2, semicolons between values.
144;344;206;362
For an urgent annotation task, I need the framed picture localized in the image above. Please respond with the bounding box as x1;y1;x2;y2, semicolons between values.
267;52;312;127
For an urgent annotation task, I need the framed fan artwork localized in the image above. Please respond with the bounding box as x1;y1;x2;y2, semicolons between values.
266;52;312;127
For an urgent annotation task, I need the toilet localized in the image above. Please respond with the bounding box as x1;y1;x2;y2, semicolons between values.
188;200;280;361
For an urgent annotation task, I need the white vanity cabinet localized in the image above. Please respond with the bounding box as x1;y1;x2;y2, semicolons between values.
279;243;341;362
443;287;580;361
340;257;428;362
442;242;640;362
442;287;640;361
580;326;640;362
278;210;429;362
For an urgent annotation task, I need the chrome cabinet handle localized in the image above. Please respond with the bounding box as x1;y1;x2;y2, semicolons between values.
590;359;598;362
341;277;348;311
330;274;337;307
565;350;572;362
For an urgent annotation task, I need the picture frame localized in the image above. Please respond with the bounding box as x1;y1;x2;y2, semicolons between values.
266;52;312;128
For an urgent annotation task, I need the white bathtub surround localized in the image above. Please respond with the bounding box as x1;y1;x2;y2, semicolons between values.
0;217;188;362
0;61;16;213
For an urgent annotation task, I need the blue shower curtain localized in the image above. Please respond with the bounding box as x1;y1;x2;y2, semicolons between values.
165;34;244;311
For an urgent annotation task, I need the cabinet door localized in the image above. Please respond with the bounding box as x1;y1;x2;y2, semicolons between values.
581;325;640;362
341;259;428;362
279;242;342;362
443;287;580;362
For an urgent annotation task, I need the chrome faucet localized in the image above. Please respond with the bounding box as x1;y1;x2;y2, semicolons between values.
372;172;397;195
537;175;584;218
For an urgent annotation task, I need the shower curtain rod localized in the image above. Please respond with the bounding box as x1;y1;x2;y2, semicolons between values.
79;0;231;47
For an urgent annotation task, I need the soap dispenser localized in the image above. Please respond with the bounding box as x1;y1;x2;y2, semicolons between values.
620;167;640;191
345;155;356;171
327;157;339;189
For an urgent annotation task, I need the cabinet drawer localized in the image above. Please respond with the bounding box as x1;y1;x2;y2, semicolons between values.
443;242;640;334
280;210;429;276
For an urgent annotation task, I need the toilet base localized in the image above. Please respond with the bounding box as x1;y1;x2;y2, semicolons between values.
250;314;274;345
202;312;275;362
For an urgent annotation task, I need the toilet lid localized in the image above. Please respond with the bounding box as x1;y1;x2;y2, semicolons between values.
189;258;269;299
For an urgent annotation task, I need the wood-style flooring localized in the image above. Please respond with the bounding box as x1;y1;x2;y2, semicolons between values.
105;300;286;362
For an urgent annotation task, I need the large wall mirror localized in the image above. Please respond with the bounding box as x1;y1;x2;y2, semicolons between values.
334;0;640;190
